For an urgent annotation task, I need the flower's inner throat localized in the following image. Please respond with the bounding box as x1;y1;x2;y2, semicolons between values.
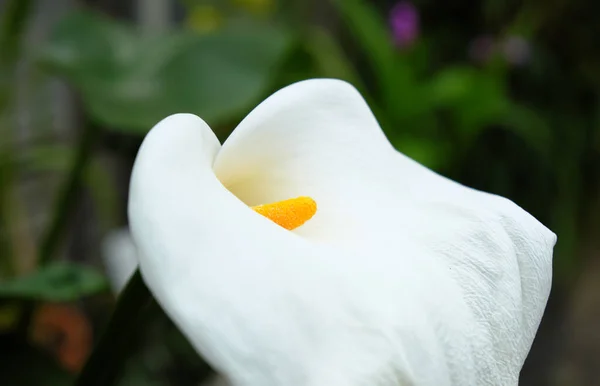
251;196;317;230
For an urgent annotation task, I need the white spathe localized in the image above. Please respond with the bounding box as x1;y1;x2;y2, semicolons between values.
128;79;556;386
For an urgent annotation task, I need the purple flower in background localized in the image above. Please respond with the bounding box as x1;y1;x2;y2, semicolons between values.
389;2;419;48
468;35;496;64
502;36;531;66
468;35;531;66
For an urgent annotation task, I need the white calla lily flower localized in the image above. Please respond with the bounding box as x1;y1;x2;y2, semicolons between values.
128;79;556;386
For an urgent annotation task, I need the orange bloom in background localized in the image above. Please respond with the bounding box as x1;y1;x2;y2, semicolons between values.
31;303;92;373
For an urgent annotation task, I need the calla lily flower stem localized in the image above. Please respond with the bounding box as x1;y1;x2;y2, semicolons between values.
75;269;151;386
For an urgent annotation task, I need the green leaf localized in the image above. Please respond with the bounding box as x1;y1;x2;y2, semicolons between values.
0;262;108;301
429;67;509;138
392;136;452;171
333;0;396;85
302;27;362;86
332;0;427;122
429;66;552;156
429;67;476;106
36;11;137;79
39;11;292;133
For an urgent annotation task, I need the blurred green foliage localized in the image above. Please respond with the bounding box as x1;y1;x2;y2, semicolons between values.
1;0;599;384
0;262;107;302
40;11;291;132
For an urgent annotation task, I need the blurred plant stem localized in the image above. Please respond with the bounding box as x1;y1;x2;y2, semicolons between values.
38;119;98;266
0;0;33;70
1;0;103;338
17;118;99;336
75;269;152;386
0;154;15;277
0;0;33;108
0;0;34;277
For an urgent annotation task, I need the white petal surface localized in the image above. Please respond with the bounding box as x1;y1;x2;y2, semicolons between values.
215;79;398;243
129;80;556;386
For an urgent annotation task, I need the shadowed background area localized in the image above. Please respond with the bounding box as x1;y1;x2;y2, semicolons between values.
0;0;598;385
